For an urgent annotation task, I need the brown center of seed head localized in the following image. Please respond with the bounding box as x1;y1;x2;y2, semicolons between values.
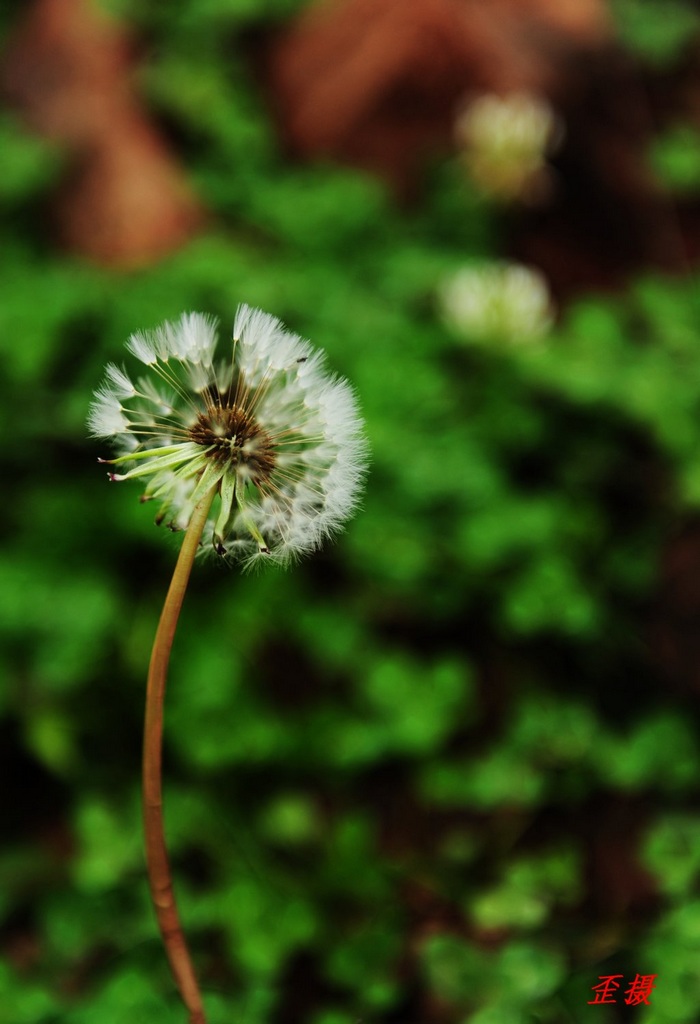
188;405;277;482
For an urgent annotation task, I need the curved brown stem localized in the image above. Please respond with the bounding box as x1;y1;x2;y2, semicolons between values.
143;488;217;1024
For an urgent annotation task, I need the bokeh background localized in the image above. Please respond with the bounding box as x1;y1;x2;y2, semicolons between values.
2;1;700;1022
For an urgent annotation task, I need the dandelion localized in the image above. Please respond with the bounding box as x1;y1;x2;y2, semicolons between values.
89;306;367;1024
439;262;554;344
455;92;563;202
90;305;368;568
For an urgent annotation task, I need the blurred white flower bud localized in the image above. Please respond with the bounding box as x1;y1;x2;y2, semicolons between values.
455;92;563;202
439;262;554;343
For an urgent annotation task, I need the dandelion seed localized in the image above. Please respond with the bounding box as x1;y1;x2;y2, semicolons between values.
89;305;368;567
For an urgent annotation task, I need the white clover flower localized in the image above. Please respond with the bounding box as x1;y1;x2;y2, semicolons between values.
439;262;554;344
89;306;368;568
455;92;563;202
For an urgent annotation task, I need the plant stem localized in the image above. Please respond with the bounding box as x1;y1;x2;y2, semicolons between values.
143;487;217;1024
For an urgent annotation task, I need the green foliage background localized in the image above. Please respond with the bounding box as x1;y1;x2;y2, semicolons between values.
2;1;700;1022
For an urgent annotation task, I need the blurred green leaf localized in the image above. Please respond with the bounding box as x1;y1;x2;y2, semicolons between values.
642;815;700;898
651;124;700;193
612;0;700;66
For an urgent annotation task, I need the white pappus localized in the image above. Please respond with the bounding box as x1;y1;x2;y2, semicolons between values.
89;305;369;568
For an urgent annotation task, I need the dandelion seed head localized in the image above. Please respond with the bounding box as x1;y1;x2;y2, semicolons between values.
90;306;368;565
